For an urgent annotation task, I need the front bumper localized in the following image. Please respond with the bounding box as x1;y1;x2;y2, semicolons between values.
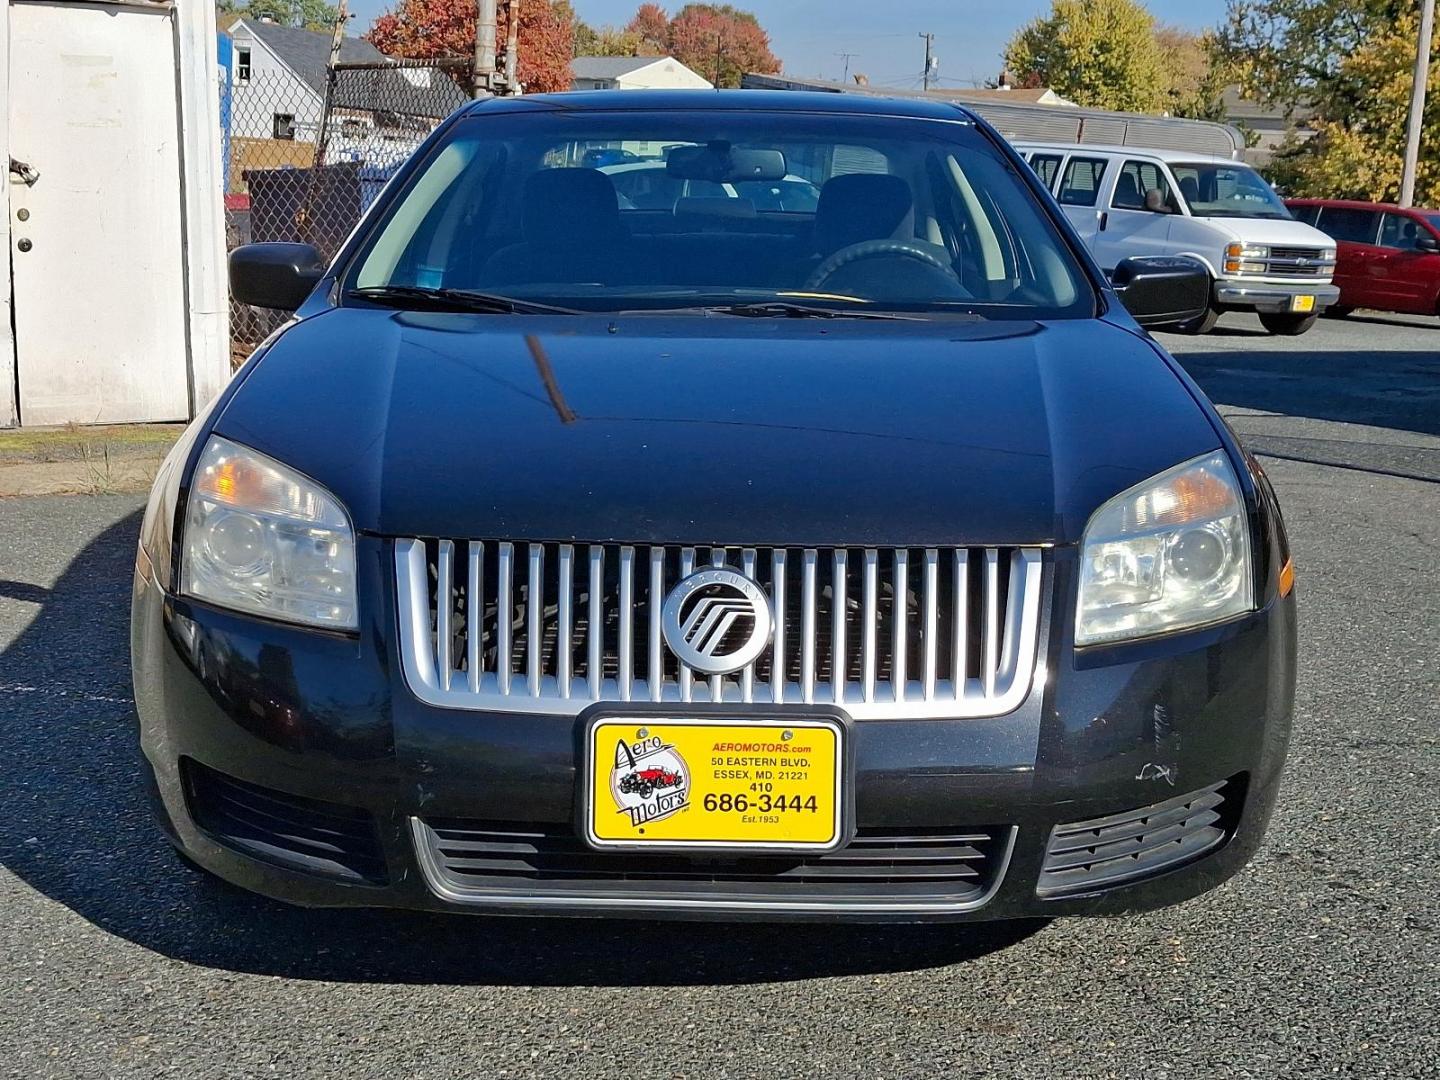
1214;279;1341;313
132;540;1295;922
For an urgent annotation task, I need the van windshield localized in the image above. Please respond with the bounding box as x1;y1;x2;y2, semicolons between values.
347;110;1094;319
1171;163;1293;220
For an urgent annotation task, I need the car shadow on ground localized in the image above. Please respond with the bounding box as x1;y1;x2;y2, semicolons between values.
1170;347;1440;441
0;511;1048;986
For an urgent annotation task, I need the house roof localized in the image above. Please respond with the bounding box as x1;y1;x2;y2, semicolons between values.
572;55;671;81
233;18;467;121
239;18;386;96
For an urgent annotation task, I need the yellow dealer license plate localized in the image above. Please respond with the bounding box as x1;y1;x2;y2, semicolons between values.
584;716;846;852
1291;295;1316;313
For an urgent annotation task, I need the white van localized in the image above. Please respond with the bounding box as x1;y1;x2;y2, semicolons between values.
1014;143;1339;335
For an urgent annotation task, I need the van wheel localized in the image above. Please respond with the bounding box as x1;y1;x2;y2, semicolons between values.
1258;312;1318;336
1172;306;1220;335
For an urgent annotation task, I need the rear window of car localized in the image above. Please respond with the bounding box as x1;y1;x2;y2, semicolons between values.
347;109;1096;320
1315;206;1382;244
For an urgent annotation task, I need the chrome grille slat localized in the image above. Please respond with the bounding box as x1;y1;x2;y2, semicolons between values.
396;540;1044;721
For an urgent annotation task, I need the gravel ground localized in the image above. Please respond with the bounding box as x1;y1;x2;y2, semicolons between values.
0;312;1435;1079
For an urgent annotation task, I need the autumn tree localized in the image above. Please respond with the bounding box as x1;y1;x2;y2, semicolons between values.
1155;26;1231;121
663;4;780;88
1219;0;1438;204
627;3;670;53
1005;0;1168;113
368;0;574;93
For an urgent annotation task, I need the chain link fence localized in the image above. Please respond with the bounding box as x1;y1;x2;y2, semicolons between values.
224;59;470;365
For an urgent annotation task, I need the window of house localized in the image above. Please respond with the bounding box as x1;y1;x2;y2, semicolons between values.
273;113;296;141
236;47;251;85
1057;157;1108;207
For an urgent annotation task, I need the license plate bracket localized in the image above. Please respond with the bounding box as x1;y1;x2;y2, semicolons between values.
582;712;850;854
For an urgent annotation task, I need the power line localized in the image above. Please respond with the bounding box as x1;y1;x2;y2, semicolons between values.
835;51;857;84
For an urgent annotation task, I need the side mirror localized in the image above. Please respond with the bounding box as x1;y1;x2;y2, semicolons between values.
1416;234;1440;253
1111;255;1210;328
229;243;325;311
1144;188;1171;214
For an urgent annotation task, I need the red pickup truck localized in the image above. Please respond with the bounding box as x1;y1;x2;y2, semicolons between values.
1286;199;1440;319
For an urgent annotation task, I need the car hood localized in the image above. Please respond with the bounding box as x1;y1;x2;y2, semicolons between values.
1194;216;1335;248
214;309;1222;546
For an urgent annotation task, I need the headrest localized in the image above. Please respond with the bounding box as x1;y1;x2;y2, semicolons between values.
814;174;914;254
523;168;623;245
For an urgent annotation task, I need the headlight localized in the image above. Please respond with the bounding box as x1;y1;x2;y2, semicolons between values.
181;436;357;630
1224;242;1269;274
1076;451;1253;646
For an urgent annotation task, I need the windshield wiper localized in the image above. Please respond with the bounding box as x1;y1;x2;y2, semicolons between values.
706;301;919;321
347;285;579;315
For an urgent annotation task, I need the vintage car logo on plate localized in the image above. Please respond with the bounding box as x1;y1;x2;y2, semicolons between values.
660;568;773;675
608;732;691;828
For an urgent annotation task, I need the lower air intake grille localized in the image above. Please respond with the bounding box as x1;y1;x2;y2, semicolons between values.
182;760;387;884
413;818;1014;910
1037;780;1234;898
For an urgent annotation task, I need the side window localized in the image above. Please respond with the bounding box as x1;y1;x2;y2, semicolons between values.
1029;154;1062;191
1058;157;1108;207
1314;207;1381;245
1380;212;1424;250
1111;160;1176;212
1289;204;1321;226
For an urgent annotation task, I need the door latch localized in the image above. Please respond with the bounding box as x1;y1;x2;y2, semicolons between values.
8;157;40;187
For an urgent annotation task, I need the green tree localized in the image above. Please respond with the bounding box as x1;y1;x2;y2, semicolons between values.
219;0;339;33
1004;0;1169;113
1155;26;1231;121
1220;0;1438;203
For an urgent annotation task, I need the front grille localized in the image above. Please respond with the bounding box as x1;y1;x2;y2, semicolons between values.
394;540;1043;720
1036;780;1235;898
182;760;387;884
1255;246;1333;277
412;817;1014;911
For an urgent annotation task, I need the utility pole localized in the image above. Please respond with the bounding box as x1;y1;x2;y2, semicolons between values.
1400;0;1435;207
836;51;856;84
312;0;349;169
713;31;725;89
498;0;521;96
473;0;498;98
919;32;935;91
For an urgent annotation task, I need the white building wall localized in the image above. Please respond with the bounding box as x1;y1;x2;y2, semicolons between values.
229;23;324;142
1;0;14;426
616;59;712;90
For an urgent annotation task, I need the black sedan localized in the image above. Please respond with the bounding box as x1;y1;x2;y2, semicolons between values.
132;91;1294;922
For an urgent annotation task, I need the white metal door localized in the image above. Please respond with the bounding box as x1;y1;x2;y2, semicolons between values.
8;1;190;425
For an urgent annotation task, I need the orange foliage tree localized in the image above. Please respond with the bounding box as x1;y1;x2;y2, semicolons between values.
368;0;574;94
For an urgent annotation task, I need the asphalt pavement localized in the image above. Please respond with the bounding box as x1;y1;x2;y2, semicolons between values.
0;311;1436;1079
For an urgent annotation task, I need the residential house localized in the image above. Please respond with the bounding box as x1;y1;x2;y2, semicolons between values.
571;55;712;91
224;17;467;181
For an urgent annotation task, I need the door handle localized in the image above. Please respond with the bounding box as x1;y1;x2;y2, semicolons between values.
1098;211;1109;232
8;157;40;187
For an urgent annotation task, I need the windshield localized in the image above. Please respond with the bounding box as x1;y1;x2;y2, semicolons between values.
1424;213;1440;235
1171;163;1293;220
348;110;1093;319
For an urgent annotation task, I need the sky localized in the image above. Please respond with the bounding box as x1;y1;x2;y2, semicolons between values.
343;0;1231;89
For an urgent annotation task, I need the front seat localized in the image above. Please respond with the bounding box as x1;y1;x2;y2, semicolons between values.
476;168;627;286
1178;175;1200;207
811;173;916;257
1113;171;1144;209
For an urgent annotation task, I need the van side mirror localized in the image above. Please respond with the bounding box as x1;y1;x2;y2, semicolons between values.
1417;234;1440;253
229;243;325;311
1111;256;1210;328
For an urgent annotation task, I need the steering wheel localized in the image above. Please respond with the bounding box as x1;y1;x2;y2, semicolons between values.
805;239;964;293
